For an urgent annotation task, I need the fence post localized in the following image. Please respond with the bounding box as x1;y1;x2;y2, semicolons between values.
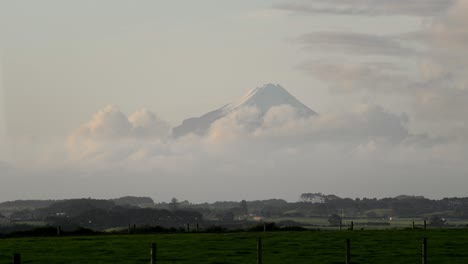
424;220;427;230
13;253;21;264
412;221;415;229
345;239;351;264
263;223;266;232
187;223;190;233
340;220;342;231
350;221;354;231
422;238;427;264
257;237;262;264
151;243;157;264
196;223;199;232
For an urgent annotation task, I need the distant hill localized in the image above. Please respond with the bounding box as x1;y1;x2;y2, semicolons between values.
394;195;426;200
111;196;154;207
0;196;154;213
35;199;115;218
0;200;56;211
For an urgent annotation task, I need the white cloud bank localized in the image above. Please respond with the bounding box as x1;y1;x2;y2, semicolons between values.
67;105;170;160
0;101;456;203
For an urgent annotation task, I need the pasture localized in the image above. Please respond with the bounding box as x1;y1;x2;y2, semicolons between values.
1;229;468;263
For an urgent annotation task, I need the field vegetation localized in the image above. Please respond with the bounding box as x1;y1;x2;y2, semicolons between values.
1;229;468;263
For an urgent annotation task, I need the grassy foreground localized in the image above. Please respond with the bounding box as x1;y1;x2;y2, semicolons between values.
1;229;468;263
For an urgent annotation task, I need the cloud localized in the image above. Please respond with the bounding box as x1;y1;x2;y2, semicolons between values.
66;103;436;167
128;109;171;138
297;32;416;57
292;0;468;143
298;61;411;94
70;105;170;140
404;0;468;138
431;0;468;52
67;105;170;160
411;83;468;139
275;0;454;16
64;103;415;166
199;103;412;146
72;105;132;140
39;104;468;201
256;104;411;144
2;101;466;202
208;106;262;141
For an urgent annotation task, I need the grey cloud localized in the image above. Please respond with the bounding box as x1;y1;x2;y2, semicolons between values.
297;32;416;57
412;81;468;123
298;60;412;94
293;0;468;141
253;104;411;144
276;0;454;16
300;58;468;142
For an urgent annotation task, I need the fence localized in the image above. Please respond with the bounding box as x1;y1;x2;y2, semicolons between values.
8;237;431;264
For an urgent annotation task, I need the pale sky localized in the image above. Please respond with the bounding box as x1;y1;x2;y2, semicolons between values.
1;0;467;202
0;1;422;140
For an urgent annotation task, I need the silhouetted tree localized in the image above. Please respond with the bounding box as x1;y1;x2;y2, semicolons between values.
328;214;342;226
240;200;248;215
169;198;179;211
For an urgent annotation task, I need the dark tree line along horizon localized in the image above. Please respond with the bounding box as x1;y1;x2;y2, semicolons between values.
1;193;468;233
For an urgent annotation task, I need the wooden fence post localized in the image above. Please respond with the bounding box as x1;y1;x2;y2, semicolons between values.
345;239;351;264
422;238;427;264
151;243;157;264
424;220;427;230
412;221;415;229
257;237;262;264
340;220;342;231
350;221;354;231
13;253;21;264
196;223;199;232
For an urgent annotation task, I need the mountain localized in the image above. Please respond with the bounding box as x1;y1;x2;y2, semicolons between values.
172;83;316;137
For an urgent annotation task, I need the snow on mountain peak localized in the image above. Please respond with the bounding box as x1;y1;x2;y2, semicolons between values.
224;83;316;116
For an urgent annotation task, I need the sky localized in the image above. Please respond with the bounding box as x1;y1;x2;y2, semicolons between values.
0;0;467;203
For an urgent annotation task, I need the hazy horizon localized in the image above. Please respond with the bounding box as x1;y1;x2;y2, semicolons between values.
1;0;468;203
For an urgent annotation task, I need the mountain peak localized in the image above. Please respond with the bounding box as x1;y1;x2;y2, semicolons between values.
226;83;316;116
251;83;285;94
172;84;316;137
235;83;289;106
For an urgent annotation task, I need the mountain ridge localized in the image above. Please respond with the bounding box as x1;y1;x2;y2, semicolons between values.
172;83;316;137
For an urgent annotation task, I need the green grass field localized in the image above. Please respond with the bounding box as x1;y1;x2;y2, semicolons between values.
1;229;468;263
265;216;468;230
